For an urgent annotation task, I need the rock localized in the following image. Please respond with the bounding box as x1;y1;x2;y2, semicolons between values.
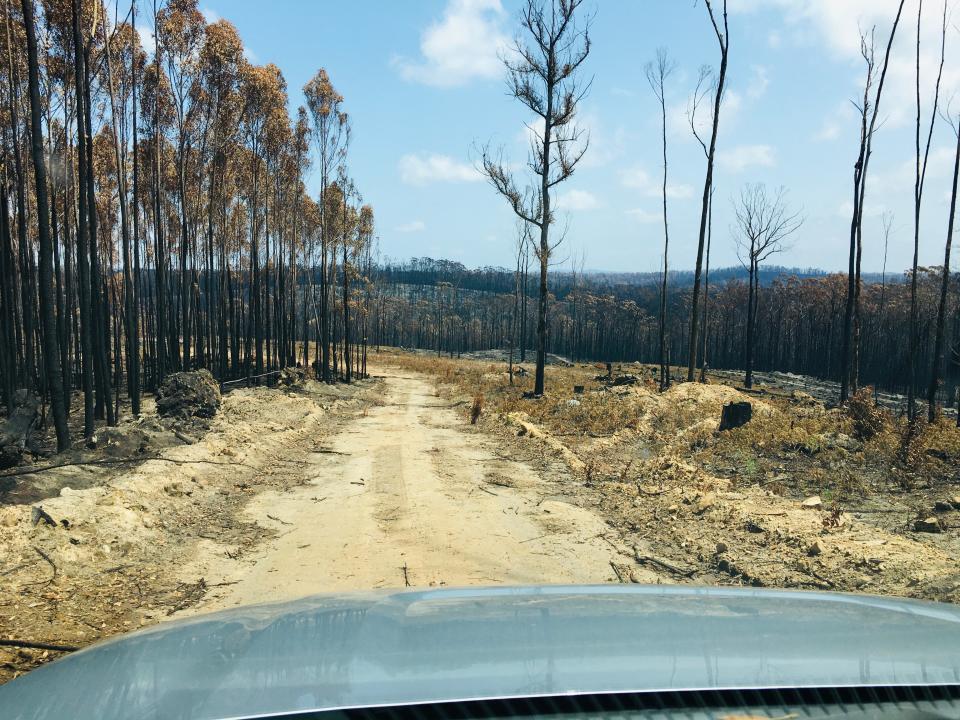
715;542;728;555
565;399;581;407
915;517;943;533
934;500;955;513
31;506;56;527
801;495;823;510
156;369;221;420
718;401;752;431
694;493;716;514
807;540;823;557
611;374;638;386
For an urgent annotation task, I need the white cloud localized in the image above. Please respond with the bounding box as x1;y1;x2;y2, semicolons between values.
814;122;841;142
668;87;743;141
869;145;957;196
576;112;620;169
395;220;426;233
747;65;769;99
625;208;661;224
716;144;776;172
243;47;258;63
518;117;545;146
393;0;509;87
836;200;888;219
733;0;960;128
723;89;743;121
399;153;481;185
516;112;604;169
813;102;857;142
767;31;782;48
555;189;600;211
621;165;694;199
200;7;220;23
136;25;155;54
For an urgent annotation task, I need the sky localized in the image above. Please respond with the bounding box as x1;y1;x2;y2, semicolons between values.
182;0;960;274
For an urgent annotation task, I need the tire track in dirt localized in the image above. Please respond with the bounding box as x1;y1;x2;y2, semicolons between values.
182;369;650;612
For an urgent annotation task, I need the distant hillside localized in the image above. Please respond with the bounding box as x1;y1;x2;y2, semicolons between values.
573;265;896;287
378;258;901;295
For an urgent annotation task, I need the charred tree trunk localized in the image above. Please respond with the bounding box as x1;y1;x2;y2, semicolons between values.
688;0;727;382
927;119;960;420
22;0;69;450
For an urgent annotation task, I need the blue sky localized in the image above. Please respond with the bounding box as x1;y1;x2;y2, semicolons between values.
190;0;960;274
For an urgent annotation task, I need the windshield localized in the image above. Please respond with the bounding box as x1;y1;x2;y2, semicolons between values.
1;0;959;715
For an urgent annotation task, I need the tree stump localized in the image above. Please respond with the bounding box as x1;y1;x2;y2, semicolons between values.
0;390;41;468
718;401;752;431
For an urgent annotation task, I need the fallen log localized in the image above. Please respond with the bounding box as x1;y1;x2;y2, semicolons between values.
0;639;78;652
633;546;697;578
0;455;257;479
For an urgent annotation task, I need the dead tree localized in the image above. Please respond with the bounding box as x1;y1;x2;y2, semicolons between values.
909;0;946;418
481;0;592;397
509;222;531;385
69;0;96;436
687;0;728;382
21;0;69;450
733;184;803;389
645;48;676;391
839;0;905;403
927;106;960;420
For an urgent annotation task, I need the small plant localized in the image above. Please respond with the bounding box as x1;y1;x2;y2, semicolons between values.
584;458;597;484
847;387;889;440
897;415;926;466
470;393;484;424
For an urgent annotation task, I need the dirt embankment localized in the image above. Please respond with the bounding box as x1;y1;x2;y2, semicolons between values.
0;376;374;683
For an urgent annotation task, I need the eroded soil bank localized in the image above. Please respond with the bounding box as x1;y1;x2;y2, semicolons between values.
0;377;375;682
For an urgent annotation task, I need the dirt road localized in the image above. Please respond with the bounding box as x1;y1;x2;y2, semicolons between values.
185;369;648;612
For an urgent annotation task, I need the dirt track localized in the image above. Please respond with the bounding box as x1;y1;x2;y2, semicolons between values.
184;370;646;613
6;355;957;683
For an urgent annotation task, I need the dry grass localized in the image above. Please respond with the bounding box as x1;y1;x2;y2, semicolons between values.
377;348;960;503
847;387;890;440
374;348;960;604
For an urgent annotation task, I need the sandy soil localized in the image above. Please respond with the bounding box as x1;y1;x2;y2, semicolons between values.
182;369;648;614
0;377;377;681
6;353;957;683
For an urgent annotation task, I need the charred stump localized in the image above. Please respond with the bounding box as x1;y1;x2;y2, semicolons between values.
718;401;752;432
0;390;41;468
